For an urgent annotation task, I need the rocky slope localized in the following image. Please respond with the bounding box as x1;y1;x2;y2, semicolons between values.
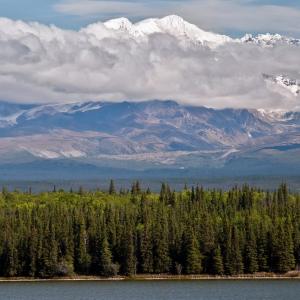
0;100;299;174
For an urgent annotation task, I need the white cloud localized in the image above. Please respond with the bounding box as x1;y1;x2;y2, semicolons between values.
54;0;300;37
0;16;299;110
55;0;153;17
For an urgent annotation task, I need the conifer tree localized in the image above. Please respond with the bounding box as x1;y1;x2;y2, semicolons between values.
257;223;269;272
272;220;295;273
98;236;116;277
78;186;84;195
120;226;136;275
3;239;18;277
244;219;258;274
211;245;224;275
191;186;195;203
41;224;59;277
140;224;153;273
135;181;141;194
183;232;202;274
229;226;244;275
74;218;91;274
28;227;38;277
109;180;116;195
153;212;170;273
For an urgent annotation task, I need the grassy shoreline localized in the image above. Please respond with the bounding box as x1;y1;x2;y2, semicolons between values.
0;272;299;282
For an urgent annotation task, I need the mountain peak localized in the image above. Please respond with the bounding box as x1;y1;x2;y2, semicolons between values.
85;15;300;49
241;33;300;47
160;15;186;27
101;15;232;46
104;17;133;31
263;73;300;96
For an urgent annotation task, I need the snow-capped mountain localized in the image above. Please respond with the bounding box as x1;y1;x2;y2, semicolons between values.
263;74;300;96
241;33;300;47
1;15;300;113
102;15;232;47
1;14;298;50
80;15;300;49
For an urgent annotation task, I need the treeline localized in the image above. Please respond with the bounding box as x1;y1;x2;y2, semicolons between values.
0;182;299;278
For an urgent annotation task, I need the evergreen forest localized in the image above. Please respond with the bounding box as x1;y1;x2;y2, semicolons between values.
0;182;299;278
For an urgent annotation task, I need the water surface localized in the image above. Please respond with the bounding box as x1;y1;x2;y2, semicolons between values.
0;280;299;300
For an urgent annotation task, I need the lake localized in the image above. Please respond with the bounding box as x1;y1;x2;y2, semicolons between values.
0;280;299;300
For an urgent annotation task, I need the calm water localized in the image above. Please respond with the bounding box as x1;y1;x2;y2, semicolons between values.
0;280;299;300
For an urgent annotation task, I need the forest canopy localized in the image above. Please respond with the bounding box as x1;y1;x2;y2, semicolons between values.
0;183;299;278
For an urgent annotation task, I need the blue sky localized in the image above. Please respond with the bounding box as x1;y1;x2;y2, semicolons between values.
1;0;300;36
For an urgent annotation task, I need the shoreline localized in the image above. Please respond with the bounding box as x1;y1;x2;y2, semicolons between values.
0;273;299;282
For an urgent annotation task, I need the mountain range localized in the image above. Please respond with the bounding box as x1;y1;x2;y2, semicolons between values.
0;15;300;182
0;99;299;180
83;15;300;48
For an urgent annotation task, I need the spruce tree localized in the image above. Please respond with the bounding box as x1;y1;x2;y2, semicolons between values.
272;220;295;273
244;220;258;274
74;218;91;274
153;212;170;273
3;239;18;277
120;226;136;276
183;233;202;274
257;223;269;272
229;226;244;275
140;224;153;273
109;180;116;195
98;237;116;277
211;245;224;275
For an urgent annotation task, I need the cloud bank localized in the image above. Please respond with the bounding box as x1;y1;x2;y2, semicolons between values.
0;16;299;110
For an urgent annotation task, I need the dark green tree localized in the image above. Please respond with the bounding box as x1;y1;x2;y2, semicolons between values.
211;245;224;275
109;180;116;195
183;232;202;274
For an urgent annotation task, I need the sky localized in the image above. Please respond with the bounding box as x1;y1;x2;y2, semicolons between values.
1;0;300;37
0;1;299;109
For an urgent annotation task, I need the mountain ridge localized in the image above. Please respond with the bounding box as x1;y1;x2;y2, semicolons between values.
0;100;299;178
81;14;300;48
